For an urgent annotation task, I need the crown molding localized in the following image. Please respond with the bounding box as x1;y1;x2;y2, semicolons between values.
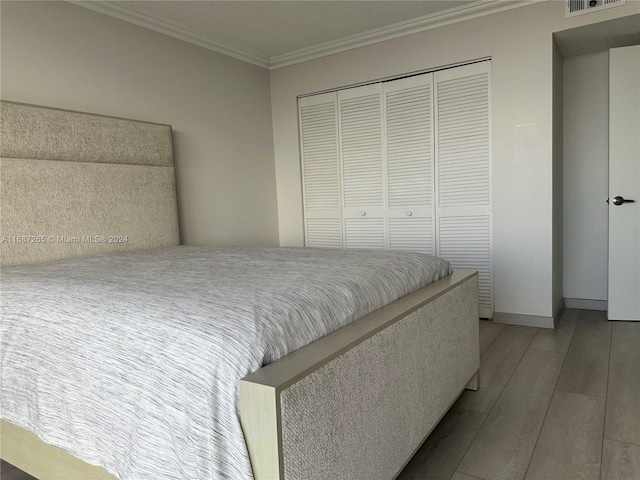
270;0;545;69
68;1;270;69
70;0;544;71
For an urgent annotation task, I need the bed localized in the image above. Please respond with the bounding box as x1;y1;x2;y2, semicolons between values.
0;100;479;480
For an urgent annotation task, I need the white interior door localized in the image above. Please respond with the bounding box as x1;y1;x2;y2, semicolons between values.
608;45;640;321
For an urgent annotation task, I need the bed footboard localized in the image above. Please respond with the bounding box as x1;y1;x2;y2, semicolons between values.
240;270;479;480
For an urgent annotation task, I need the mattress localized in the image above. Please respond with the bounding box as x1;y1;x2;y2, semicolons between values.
0;245;451;479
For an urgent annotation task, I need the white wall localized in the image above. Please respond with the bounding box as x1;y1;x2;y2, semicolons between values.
270;1;639;321
553;38;564;314
563;51;610;301
0;1;279;247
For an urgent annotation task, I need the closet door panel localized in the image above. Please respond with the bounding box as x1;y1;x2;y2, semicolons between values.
306;218;342;248
385;74;436;254
436;65;490;208
435;62;492;316
339;85;384;210
385;75;434;209
388;216;433;254
339;85;386;248
299;93;343;248
345;216;386;249
438;215;491;316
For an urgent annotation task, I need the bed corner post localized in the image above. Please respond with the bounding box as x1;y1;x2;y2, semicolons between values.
239;380;283;480
465;370;480;391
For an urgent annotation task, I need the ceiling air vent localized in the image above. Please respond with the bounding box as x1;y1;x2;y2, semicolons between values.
566;0;625;17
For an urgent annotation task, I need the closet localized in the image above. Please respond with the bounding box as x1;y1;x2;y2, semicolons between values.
299;61;492;317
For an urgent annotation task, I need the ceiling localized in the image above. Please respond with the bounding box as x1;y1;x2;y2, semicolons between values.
73;0;533;68
554;14;640;57
112;1;476;57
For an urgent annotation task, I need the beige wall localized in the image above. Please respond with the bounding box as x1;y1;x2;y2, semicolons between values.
563;51;610;302
552;38;564;316
270;1;639;321
0;1;279;247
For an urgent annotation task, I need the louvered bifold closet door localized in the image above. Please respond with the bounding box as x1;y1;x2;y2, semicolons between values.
435;62;493;317
299;93;343;248
338;84;386;249
385;74;435;254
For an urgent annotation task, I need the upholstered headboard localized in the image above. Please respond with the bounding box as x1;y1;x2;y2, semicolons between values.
0;101;180;266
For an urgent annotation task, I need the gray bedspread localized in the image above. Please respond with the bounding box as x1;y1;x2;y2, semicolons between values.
0;246;451;479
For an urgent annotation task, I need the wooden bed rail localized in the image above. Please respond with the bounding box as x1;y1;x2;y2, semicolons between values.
240;270;479;480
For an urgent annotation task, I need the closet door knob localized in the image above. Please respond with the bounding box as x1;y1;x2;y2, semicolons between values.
406;210;413;217
361;211;367;216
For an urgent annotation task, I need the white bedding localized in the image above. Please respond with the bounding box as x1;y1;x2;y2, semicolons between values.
1;246;451;479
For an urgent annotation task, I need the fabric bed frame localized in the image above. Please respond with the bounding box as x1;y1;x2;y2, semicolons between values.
0;101;479;480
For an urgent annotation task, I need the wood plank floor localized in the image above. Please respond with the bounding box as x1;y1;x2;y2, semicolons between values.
398;309;640;480
3;309;639;480
0;459;35;480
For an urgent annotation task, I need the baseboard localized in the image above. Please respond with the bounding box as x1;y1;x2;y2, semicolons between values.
564;298;608;311
493;298;565;330
553;298;566;328
493;311;555;329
